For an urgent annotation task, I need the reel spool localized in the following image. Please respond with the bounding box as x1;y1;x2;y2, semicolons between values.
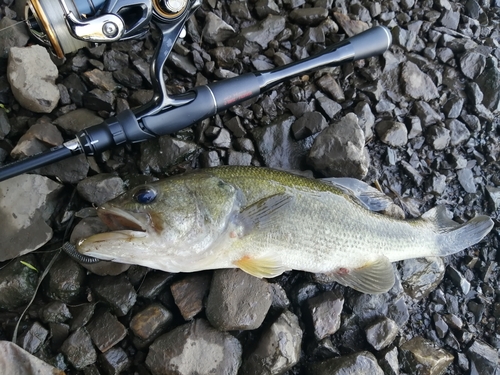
25;0;190;58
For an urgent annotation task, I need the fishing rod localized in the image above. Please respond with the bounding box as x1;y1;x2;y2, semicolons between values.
0;0;392;182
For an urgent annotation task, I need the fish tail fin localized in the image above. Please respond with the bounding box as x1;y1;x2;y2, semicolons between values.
423;206;494;256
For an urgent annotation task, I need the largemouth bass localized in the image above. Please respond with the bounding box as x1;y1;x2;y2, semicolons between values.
77;166;494;294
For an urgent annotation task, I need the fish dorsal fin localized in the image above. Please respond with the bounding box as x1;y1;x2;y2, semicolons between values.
421;205;458;230
320;177;393;212
238;194;294;235
234;255;287;278
327;256;395;294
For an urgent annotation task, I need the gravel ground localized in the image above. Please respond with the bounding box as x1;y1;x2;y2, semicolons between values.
0;0;500;374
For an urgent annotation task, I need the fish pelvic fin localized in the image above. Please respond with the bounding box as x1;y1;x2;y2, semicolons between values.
422;206;494;256
327;257;395;294
233;255;287;278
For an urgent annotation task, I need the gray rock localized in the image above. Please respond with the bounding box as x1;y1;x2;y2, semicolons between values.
60;328;97;369
39;154;90;184
310;351;384;375
210;47;241;69
225;116;246;137
307;291;344;340
199;150;221;168
0;254;39;310
156;135;199;171
227;150;253;165
170;272;211;320
425;125;450;150
333;12;369;37
10;118;63;159
399;336;454;375
467;339;500;375
206;269;272;331
255;0;281;18
83;88;115;112
402;62;439;101
447;266;471;294
433;313;449;339
17;321;49;354
443;95;465;119
213;128;232;148
460;51;487;79
486;185;500;211
476;57;500;113
401;257;445;300
457;168;477;194
0;108;10;140
291;111;328;140
113;67;143;89
460;113;481;132
229;1;252;19
103;49;129;71
375;121;408;147
0;17;30;58
308;113;370;179
467;81;484;107
289;7;328;26
413;101;441;126
365;317;399;351
446;119;470;146
99;346;130;374
316;74;345;102
240;310;302;375
202;12;236;44
83;69;121;92
40;301;72;324
7;45;60;113
0;174;63;261
130;303;174;343
378;346;400;375
240;15;286;48
354;101;375;141
44;255;86;303
252;115;314;170
86;309;127;353
440;10;460;30
169;52;197;76
76;174;125;205
90;274;137;316
146;319;242;375
53;108;104;134
315;92;342;120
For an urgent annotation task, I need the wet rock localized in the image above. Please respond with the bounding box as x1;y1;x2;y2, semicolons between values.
240;15;286;48
225;116;246;137
401;257;445;300
365;317;399;351
308;113;370;178
76;174;125;205
45;255;86;303
467;339;500;375
476;57;500;112
170;272;211;320
460;51;487;80
130;303;174;342
375;121;408;147
425;125;451;151
98;346;130;375
146;319;242;375
291;111;328;140
137;272;173;300
202;12;236;44
402;61;439;101
53;108;103;134
310;351;384;375
252;115;313;170
40;301;72;324
7;45;60;113
86;309;127;353
0;174;63;261
399;336;454;375
0;17;30;58
240;310;302;375
0;254;39;310
206;269;272;331
60;328;97;369
307;291;344;340
90;274;137;316
83;88;115;112
69;303;96;332
17;321;49;354
446;119;470;146
457;168;477;194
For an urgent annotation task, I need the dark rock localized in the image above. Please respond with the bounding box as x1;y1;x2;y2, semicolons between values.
402;61;439;101
83;69;121;92
169;52;197;76
255;0;280;18
460;51;487;79
90;274;137;316
69;303;96;332
399;336;454;375
86;309;127;352
240;15;286;48
486;185;500;210
199;150;221;167
103;50;129;72
476;57;500;112
76;174;124;205
433;313;449;339
439;10;461;30
365;317;399;351
291;111;328;140
137;272;173;300
467;81;484;107
289;7;328;26
112;67;143;89
310;351;384;375
39;154;90;184
146;319;242;375
11;119;63;159
0;109;11;140
60;328;97;369
457;168;477;194
53;108;103;134
230;1;252;19
98;346;130;375
202;13;236;44
44;255;86;303
307;291;344;340
206;269;272;331
18;321;49;354
443;95;465;119
240;310;302;375
375;121;408;147
130;303;174;342
467;339;500;375
209;47;241;69
308;113;370;178
40;301;72;324
401;257;445;300
447;266;471;294
83;88;115;112
213;128;232;148
170;272;211;320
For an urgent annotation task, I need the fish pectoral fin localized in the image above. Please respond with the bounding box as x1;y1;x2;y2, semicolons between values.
233;255;287;278
328;256;395;294
238;194;294;236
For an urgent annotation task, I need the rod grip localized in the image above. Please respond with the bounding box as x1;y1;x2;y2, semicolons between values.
349;26;392;60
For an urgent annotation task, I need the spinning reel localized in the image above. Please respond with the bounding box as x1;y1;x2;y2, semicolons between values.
25;0;191;57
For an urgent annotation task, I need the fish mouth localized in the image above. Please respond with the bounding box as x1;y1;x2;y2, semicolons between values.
97;205;149;232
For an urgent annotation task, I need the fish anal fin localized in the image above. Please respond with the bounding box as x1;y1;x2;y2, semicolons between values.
328;256;395;294
233;255;287;278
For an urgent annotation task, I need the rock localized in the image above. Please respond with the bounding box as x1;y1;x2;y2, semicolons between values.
291;111;328;140
159;135;199;169
289;7;329;26
308;113;370;179
169;52;197;76
310;351;385;375
378;346;400;375
467;339;500;375
354;101;375;141
486;185;500;211
460;51;487;79
60;328;97;369
137;272;173;300
240;310;302;375
98;346;130;374
113;67;143;89
76;174;125;205
86;309;127;352
307;291;344;340
40;301;72;324
0;17;30;58
202;12;236;44
130;303;174;342
425;125;450;150
0;174;63;261
39;154;90;184
0;254;39;310
457;168;477;194
170;272;211;320
83;88;115;112
365;317;399;351
443;95;464;119
53;108;103;134
413;101;441;126
103;49;128;71
224;116;246;137
401;257;445;300
17;321;49;354
439;9;460;30
333;12;370;37
399;336;454;375
11;119;63;158
90;274;137;316
0;341;65;375
447;266;471;294
0;109;10;140
209;47;241;69
146;319;242;375
206;269;272;331
44;255;86;303
375;121;408;147
240;15;286;48
7;45;60;113
476;57;500;113
255;0;280;18
315;92;342;120
317;74;345;102
446;119;470;146
402;62;439;101
213;128;232;148
252;115;314;170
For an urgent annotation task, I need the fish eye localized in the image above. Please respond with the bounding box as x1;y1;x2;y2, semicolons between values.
133;187;157;204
